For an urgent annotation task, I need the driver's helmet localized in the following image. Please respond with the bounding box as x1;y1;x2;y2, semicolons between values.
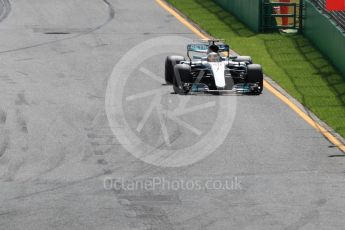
207;52;218;62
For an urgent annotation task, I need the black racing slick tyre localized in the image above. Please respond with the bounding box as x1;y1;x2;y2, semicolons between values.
233;56;253;64
173;64;192;94
165;56;185;84
246;64;263;95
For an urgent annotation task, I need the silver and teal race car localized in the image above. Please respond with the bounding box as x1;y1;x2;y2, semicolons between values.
165;40;263;95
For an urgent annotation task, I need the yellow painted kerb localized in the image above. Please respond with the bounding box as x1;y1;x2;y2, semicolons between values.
155;0;345;153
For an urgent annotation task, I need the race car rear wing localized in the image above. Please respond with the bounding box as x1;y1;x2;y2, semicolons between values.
187;44;230;53
187;43;230;63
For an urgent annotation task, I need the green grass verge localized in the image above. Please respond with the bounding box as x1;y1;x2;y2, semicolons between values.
166;0;345;139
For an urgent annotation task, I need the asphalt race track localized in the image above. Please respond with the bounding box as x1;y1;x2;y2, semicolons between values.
0;0;344;229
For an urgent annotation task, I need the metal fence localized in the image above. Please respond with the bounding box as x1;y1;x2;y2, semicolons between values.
309;0;345;31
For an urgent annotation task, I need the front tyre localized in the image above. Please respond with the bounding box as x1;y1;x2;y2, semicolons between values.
173;64;192;94
246;64;263;95
165;56;185;84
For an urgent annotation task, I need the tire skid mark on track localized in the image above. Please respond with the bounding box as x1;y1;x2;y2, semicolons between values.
39;144;67;176
284;210;319;230
3;157;23;181
14;92;29;105
83;110;119;164
8;171;106;201
0;91;31;180
0;0;115;54
113;186;177;230
86;127;114;164
0;138;10;158
14;92;29;106
2;108;29;181
0;108;6;124
15;109;28;134
0;108;9;158
0;0;11;22
0;75;16;85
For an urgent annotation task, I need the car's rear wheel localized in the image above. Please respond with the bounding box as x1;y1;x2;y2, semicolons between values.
165;56;185;84
246;64;263;95
173;64;192;94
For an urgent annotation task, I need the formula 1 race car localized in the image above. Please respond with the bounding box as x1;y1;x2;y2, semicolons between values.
165;40;263;95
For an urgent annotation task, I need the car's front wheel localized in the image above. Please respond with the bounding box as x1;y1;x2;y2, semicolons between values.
173;64;192;94
246;64;263;95
165;56;185;84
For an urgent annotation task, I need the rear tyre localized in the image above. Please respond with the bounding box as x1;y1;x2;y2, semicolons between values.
165;56;185;84
173;64;192;94
246;64;263;95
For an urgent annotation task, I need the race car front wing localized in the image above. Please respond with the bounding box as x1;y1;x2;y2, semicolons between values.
180;83;261;95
